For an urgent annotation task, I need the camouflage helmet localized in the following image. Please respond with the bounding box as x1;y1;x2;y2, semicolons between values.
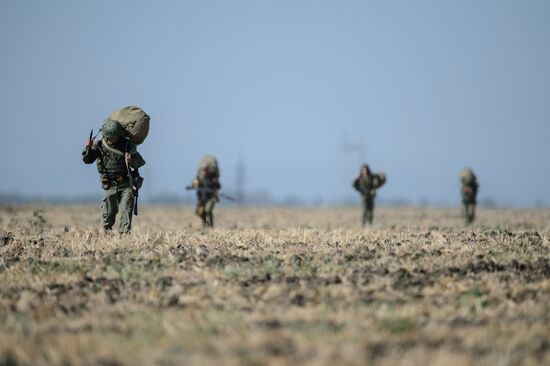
102;119;124;138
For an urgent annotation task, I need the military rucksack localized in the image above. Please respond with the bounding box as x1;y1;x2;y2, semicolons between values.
104;106;150;145
373;172;386;189
198;155;219;178
460;168;476;185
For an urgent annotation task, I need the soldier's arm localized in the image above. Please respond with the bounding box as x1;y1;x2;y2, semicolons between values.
352;178;361;192
82;141;99;164
213;178;221;190
130;151;146;169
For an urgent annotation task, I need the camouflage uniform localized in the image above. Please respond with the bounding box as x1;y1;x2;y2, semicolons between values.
353;165;376;226
194;172;221;227
82;138;145;234
461;172;478;225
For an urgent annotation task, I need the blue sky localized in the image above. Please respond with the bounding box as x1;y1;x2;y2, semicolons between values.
0;0;549;205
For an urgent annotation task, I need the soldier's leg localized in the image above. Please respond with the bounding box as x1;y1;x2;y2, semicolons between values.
204;198;216;227
362;197;372;226
195;204;202;217
366;197;374;224
361;198;367;226
101;187;118;233
118;186;134;235
196;202;207;226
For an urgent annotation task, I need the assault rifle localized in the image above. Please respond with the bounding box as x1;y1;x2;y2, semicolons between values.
185;186;235;201
125;140;143;216
86;129;94;154
131;170;143;215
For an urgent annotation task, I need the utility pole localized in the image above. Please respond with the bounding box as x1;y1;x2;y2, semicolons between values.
341;133;367;162
235;156;246;204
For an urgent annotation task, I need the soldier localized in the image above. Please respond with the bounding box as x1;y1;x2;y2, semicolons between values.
353;164;383;226
192;163;221;227
460;168;478;225
82;120;145;234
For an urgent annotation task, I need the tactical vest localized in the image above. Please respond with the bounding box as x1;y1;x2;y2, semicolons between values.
196;175;220;200
96;140;133;181
357;175;375;197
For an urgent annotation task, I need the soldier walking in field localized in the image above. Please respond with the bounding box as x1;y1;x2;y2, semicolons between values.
190;156;221;228
353;164;385;226
460;168;478;225
82;119;145;235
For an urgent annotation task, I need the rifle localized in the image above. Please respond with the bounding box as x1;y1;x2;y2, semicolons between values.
125;140;142;216
186;186;235;201
86;129;94;155
132;170;141;215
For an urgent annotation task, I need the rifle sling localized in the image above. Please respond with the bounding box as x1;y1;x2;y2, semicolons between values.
101;138;136;156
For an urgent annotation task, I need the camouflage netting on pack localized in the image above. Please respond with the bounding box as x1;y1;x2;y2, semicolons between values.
373;172;386;189
198;155;219;177
104;106;150;145
460;168;476;185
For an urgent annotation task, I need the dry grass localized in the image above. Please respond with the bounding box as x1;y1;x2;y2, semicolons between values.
0;204;549;365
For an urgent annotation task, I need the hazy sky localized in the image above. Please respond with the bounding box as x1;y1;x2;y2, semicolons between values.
1;0;549;206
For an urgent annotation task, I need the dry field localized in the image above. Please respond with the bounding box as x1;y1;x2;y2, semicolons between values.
0;205;549;366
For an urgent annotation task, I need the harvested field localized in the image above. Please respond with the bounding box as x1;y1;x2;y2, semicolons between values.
0;205;549;365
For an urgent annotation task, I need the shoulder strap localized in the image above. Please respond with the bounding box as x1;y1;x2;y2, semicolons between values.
101;138;136;156
96;141;112;182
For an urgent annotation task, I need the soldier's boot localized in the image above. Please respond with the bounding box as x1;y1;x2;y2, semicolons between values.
206;213;214;228
200;213;209;227
196;205;208;227
195;205;205;218
463;204;474;225
367;210;374;225
362;210;373;226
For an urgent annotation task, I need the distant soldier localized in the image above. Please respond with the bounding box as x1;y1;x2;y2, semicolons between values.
191;156;221;227
82;120;145;234
460;168;478;225
353;164;385;226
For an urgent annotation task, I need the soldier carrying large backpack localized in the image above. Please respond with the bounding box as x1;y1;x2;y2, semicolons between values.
460;168;479;225
189;155;221;228
82;106;148;235
353;164;386;226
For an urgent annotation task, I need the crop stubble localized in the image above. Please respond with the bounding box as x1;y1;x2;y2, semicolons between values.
0;205;549;365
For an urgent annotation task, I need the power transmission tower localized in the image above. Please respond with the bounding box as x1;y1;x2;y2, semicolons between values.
235;156;246;204
341;134;367;162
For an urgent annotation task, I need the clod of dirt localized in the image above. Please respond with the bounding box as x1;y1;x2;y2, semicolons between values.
156;276;173;291
324;275;342;285
171;243;188;261
0;230;13;246
257;319;282;329
195;245;209;260
290;293;306;306
16;290;37;312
